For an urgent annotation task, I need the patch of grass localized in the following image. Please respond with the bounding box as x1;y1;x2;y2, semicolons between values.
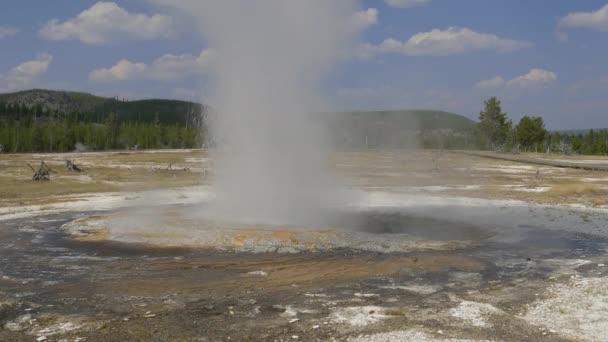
0;151;207;207
547;183;599;196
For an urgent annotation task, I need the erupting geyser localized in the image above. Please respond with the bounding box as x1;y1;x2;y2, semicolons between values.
160;1;361;226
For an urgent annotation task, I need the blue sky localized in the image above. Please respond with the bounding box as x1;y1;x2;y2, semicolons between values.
1;0;607;129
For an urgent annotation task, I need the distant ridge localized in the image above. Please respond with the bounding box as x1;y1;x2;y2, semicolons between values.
0;89;204;125
557;128;608;135
330;109;475;148
0;89;475;148
336;109;475;131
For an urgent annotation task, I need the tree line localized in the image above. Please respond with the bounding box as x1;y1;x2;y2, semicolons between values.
475;97;607;155
0;102;204;153
1;96;607;155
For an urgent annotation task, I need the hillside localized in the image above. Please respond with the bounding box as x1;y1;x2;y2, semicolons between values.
335;109;474;131
330;110;476;148
558;129;608;135
0;89;108;114
0;89;204;126
0;89;476;151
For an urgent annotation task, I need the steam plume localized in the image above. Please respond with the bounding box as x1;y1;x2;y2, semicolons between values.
157;1;361;226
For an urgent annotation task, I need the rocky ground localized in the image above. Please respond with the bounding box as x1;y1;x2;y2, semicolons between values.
1;150;608;341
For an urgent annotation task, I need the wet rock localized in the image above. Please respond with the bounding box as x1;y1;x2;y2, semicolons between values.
259;305;286;314
330;306;392;327
3;314;32;332
348;329;494;342
449;300;503;328
524;277;608;341
30;318;85;337
143;311;156;318
4;321;27;332
449;272;482;287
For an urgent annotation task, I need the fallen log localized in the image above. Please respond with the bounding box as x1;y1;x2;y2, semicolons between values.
150;161;189;173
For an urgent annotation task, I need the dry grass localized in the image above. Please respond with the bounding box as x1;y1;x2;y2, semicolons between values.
0;150;208;207
2;149;608;208
547;183;600;196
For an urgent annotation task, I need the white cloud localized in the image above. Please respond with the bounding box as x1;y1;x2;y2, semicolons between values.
507;68;557;88
89;49;216;82
353;8;378;30
0;54;53;92
89;60;147;82
384;0;431;9
476;68;558;90
0;26;19;39
360;27;531;58
559;4;608;32
39;2;175;44
475;76;505;89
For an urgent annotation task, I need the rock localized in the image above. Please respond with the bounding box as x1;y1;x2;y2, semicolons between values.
36;337;47;342
246;270;268;277
15;314;32;323
3;314;32;332
4;322;26;332
143;311;156;318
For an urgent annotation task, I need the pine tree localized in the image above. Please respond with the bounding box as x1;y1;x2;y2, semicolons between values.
515;116;547;152
477;97;512;150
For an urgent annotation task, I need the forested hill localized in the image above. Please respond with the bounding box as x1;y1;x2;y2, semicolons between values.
0;89;204;126
330;110;475;148
334;110;474;131
0;89;475;152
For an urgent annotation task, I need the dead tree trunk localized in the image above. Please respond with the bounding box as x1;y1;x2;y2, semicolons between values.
27;161;55;181
66;160;84;172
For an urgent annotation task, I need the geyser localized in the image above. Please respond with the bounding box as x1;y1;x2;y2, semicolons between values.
161;1;361;226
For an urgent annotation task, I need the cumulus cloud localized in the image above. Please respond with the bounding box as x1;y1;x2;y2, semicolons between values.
39;2;175;44
476;68;558;90
89;49;216;82
360;27;531;58
353;8;378;30
475;76;506;89
0;54;53;91
506;68;558;88
89;60;147;82
0;26;19;39
559;4;608;32
384;0;431;9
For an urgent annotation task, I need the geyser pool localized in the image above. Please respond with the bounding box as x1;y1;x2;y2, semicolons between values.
159;1;362;227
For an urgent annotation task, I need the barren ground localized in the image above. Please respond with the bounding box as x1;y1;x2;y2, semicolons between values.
1;149;608;341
